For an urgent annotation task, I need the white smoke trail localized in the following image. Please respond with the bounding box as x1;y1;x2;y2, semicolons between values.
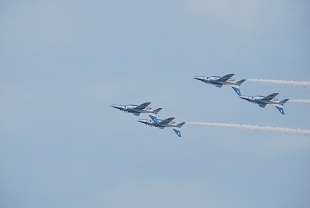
289;99;310;104
187;122;310;136
247;79;310;88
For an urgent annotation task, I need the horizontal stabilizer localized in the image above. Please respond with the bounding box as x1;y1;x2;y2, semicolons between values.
152;108;162;114
236;79;246;86
232;87;241;96
177;122;186;128
173;129;182;137
280;99;289;105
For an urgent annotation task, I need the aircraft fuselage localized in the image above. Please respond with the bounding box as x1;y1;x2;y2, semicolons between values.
194;76;239;86
239;96;281;105
112;104;154;114
138;119;178;128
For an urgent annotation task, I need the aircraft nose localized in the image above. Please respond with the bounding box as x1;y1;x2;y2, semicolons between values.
194;76;204;81
239;96;247;100
111;104;121;109
138;119;149;125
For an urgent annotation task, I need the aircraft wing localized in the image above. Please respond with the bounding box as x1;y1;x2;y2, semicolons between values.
214;83;223;88
261;93;279;101
216;74;234;82
158;117;175;125
258;103;267;108
133;102;151;110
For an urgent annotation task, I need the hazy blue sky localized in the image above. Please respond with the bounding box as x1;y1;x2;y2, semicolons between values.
1;1;310;208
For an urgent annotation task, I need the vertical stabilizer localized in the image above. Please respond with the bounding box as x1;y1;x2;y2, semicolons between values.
149;115;159;123
232;87;242;96
173;129;182;137
275;106;285;115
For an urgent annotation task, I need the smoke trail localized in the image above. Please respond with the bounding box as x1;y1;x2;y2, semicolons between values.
187;122;310;136
247;79;310;88
289;99;310;104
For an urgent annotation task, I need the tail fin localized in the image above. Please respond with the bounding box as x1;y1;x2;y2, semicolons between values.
173;129;182;137
232;86;241;96
152;108;162;114
149;115;159;123
236;79;246;86
177;122;186;128
280;99;289;105
275;106;285;115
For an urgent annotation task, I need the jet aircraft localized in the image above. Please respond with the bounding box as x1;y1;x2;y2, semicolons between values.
112;102;162;116
138;115;186;137
194;73;246;95
232;88;289;115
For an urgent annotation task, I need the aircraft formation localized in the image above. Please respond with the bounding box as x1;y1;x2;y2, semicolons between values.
113;73;290;137
195;74;289;115
112;102;185;137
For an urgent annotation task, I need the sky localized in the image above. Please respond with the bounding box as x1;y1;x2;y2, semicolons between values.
1;0;310;208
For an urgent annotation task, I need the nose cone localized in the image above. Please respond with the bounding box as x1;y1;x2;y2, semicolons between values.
194;76;205;81
239;96;248;100
111;104;122;110
138;119;150;125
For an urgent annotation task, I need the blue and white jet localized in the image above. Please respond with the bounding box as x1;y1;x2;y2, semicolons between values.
232;88;289;115
112;102;162;116
194;73;246;95
138;115;186;137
